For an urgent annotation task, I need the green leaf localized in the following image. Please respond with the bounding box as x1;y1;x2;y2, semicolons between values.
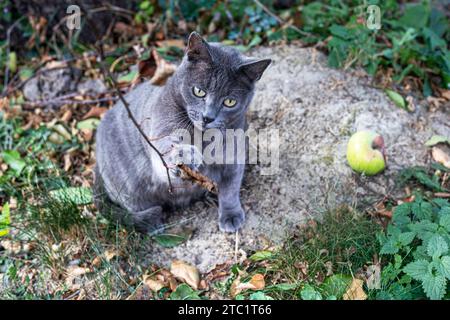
300;284;322;300
169;283;201;300
403;260;429;281
0;203;11;237
439;215;450;232
437;256;450;280
399;232;416;246
249;250;273;261
329;25;352;40
425;135;449;147
8;51;17;73
380;238;400;255
269;283;298;291
76;118;100;130
1;150;26;175
408;220;438;235
49;187;93;205
320;274;352;299
19;68;33;81
422;273;446;300
118;69;138;83
248;291;274;300
248;35;262;48
393;203;412;226
427;235;448;258
385;89;406;110
399;3;430;29
153;233;187;248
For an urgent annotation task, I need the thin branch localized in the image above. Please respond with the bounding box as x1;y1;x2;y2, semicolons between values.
253;0;312;37
2;16;26;96
76;2;174;193
96;44;174;193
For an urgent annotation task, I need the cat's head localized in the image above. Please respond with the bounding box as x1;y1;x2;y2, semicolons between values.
176;32;271;131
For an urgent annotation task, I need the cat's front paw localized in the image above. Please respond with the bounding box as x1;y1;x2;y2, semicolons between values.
219;208;245;233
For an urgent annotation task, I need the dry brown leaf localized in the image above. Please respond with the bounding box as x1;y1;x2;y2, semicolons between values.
170;260;200;290
439;89;450;101
0;240;22;254
150;50;177;86
432;147;450;169
249;273;265;290
343;278;367;300
427;96;446;111
91;249;119;268
230;274;265;297
63;153;72;172
104;249;119;261
82;107;108;120
168;276;178;291
80;128;93;142
156;39;185;49
178;163;218;194
92;256;102;268
143;275;166;292
45;60;67;69
66;266;90;277
61;109;73;123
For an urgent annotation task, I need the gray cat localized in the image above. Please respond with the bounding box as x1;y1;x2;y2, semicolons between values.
94;32;271;233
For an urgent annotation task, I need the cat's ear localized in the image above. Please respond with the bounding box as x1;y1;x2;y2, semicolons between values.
237;59;272;81
186;32;212;63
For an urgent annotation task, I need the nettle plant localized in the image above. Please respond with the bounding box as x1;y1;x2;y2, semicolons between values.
378;195;450;300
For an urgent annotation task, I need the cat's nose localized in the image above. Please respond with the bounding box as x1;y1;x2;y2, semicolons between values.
203;116;214;125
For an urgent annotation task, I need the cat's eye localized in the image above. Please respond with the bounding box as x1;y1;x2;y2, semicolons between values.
193;86;206;98
223;98;237;108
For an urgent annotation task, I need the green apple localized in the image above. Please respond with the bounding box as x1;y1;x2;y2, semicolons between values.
346;131;386;176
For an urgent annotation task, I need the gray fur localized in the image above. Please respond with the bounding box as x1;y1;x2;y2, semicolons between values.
94;32;271;233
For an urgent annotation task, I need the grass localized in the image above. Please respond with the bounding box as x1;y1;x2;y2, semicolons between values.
219;206;382;300
1;107;385;299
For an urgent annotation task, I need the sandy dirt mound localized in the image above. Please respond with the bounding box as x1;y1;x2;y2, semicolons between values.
143;45;449;273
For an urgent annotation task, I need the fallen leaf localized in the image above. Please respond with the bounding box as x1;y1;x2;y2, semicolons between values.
61;109;73;123
63;153;72;172
118;69;139;84
170;260;200;290
427;96;446;111
76;118;100;130
249;250;273;261
0;240;21;254
153;233;188;248
432;147;450;169
66;266;90;277
385;89;406;110
425;135;450;147
80;128;93;142
440;89;450;100
105;249;119;261
178;163;218;193
230;274;265;297
144;50;177;86
156;39;185;49
343;278;367;300
82;107;108;120
249;273;265;290
143;275;166;292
